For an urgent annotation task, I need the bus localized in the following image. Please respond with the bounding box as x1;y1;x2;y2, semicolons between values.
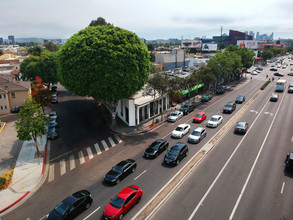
276;79;287;92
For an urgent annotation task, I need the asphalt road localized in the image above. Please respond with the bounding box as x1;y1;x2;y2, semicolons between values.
3;56;293;220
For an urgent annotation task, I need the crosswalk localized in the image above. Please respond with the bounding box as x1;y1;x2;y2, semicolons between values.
48;134;122;182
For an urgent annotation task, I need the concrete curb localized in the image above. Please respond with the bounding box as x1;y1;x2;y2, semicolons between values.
0;191;30;214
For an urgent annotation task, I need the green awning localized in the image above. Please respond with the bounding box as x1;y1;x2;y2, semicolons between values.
181;83;205;95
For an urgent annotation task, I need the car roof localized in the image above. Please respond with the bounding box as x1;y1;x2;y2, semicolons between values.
271;94;278;97
116;160;133;167
237;122;247;126
172;142;186;150
194;127;204;132
173;111;182;114
116;185;139;199
226;101;234;104
197;112;205;115
212;115;221;118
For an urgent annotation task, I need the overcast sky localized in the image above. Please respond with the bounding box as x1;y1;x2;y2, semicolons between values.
1;0;293;40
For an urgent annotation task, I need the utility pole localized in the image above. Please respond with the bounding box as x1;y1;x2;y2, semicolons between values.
220;26;223;53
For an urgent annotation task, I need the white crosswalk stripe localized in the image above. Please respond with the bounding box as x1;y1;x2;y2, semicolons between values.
69;155;75;170
87;147;94;160
108;137;115;147
115;135;122;143
60;159;66;176
101;140;109;151
94;143;102;155
78;151;85;164
48;164;54;182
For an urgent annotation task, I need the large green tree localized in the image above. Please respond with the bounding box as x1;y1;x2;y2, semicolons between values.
259;50;274;61
89;17;110;26
16;99;49;156
27;45;43;56
57;25;151;105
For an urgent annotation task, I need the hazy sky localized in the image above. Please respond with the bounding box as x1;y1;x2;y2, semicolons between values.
1;0;293;40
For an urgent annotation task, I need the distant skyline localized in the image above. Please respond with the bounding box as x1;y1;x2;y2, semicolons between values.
1;0;293;40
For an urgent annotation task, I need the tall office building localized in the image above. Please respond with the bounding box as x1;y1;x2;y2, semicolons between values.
8;35;15;44
0;37;3;44
249;31;254;39
270;32;274;40
256;32;259;40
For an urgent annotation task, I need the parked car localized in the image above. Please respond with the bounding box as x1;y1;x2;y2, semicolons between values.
47;127;58;140
164;142;188;166
180;103;195;115
49;119;59;128
235;96;246;104
171;124;191;138
193;112;207;123
287;72;293;76
288;87;293;93
47;190;93;220
274;72;284;77
52;94;58;104
167;111;183;122
11;106;24;113
144;139;169;158
234;122;249;134
277;64;282;68
49;111;58;120
282;65;287;69
223;101;236;114
188;127;206;144
104;159;137;184
207;115;223;128
256;67;263;71
103;185;143;220
216;86;227;94
251;71;257;75
270;94;278;102
270;68;278;71
201;94;212;102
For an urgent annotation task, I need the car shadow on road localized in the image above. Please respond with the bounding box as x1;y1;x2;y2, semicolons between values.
283;168;293;178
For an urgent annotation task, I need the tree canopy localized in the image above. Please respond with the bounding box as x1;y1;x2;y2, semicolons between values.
27;45;43;56
57;25;151;102
89;17;110;26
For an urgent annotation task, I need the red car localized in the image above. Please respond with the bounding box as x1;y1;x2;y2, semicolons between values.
103;185;143;220
193;112;207;123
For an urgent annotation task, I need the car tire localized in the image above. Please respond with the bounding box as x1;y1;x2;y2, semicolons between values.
155;152;158;158
85;202;91;209
116;179;120;184
137;196;141;204
119;214;124;220
132;166;136;173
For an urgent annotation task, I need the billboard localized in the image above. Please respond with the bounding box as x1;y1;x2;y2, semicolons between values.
181;40;202;49
202;43;217;51
237;40;258;50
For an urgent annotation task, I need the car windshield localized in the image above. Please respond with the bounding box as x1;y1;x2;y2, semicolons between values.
112;165;123;173
168;148;179;156
237;123;245;128
195;114;202;118
55;202;69;215
150;142;159;150
225;104;233;107
236;96;242;100
210;117;218;122
170;112;178;116
181;105;188;109
175;127;184;132
110;196;125;209
191;131;200;136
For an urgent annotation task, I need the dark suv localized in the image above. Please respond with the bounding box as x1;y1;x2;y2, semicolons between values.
216;86;227;94
164;143;188;166
223;101;236;113
180;103;195;115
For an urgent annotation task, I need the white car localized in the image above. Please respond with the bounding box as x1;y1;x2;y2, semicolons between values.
277;64;282;68
49;111;58;120
188;127;207;144
168;111;183;122
251;71;257;75
171;124;191;138
207;115;223;128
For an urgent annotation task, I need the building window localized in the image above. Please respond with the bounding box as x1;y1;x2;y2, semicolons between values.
11;92;15;98
0;106;3;110
4;94;6;98
5;105;7;109
0;95;1;99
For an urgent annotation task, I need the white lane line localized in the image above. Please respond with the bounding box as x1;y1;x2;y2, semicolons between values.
50;151;71;162
48;164;54;182
83;207;100;220
69;155;75;170
115;134;122;143
102;140;109;151
134;170;147;180
94;143;102;155
78;151;85;164
108;137;115;147
281;182;285;194
229;85;287;220
291;136;293;143
86;147;94;160
60;159;66;176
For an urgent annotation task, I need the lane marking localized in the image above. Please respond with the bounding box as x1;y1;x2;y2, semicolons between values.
108;137;115;147
86;147;94;160
69;155;75;170
115;134;122;143
291;136;293;143
60;159;66;176
102;140;109;151
281;182;285;194
50;151;71;162
229;85;287;220
48;164;54;182
83;206;100;220
94;143;102;155
134;170;147;180
78;151;85;164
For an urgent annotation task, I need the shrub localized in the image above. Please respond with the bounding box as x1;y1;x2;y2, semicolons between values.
0;170;13;190
0;177;6;189
261;81;271;90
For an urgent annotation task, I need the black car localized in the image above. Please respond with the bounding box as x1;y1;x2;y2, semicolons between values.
216;86;227;94
201;94;212;102
285;153;293;171
180;103;195;115
144;139;169;158
223;102;236;113
48;127;59;140
270;94;278;102
288;72;293;76
256;67;263;71
47;190;93;220
270;68;277;71
104;159;137;184
234;122;249;134
235;96;245;104
164;143;188;166
274;72;284;77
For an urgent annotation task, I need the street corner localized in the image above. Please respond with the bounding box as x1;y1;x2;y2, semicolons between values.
0;122;7;133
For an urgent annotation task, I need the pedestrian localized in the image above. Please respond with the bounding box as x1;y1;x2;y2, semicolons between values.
250;77;252;81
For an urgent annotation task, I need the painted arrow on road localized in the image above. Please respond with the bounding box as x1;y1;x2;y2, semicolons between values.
250;110;258;114
264;112;274;116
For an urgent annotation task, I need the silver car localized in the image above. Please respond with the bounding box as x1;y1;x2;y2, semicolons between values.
168;111;183;122
188;127;206;144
